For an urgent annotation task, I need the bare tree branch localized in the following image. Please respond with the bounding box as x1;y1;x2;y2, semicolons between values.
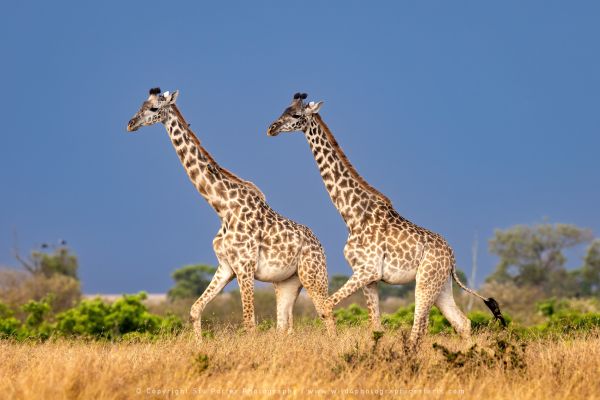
12;228;36;274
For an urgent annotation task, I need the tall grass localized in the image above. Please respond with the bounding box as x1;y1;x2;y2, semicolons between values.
1;327;599;399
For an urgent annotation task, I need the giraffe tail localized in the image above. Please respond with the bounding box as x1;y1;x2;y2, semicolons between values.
451;266;507;327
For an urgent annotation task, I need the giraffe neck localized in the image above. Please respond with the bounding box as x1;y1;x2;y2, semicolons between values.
303;114;392;227
162;105;260;219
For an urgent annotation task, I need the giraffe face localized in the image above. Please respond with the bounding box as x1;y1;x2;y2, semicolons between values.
127;88;179;132
267;93;323;136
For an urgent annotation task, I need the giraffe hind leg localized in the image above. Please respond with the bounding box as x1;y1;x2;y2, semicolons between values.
435;278;471;338
296;247;336;335
273;274;302;334
409;254;451;351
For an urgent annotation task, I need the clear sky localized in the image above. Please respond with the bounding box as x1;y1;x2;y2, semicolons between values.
1;2;598;293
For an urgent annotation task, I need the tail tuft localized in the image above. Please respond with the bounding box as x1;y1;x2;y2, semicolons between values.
452;265;507;329
483;297;507;327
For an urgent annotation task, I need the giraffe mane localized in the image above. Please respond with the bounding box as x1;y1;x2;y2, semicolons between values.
170;105;267;201
313;114;392;206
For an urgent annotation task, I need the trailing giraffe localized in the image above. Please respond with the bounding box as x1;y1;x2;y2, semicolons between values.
267;93;505;349
127;88;334;339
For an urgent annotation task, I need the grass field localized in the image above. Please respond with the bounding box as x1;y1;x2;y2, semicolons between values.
1;327;599;399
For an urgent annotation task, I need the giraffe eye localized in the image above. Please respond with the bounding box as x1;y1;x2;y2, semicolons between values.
292;114;301;118
149;107;159;112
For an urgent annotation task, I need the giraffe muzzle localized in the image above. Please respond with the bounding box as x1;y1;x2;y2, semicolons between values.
127;119;139;132
267;124;280;136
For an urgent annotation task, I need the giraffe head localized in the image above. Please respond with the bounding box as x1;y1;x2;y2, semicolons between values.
127;87;179;132
267;92;323;136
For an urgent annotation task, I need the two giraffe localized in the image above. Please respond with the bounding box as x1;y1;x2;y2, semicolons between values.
127;88;504;348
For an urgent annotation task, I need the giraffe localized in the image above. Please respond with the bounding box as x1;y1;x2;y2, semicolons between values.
127;88;334;339
267;93;505;349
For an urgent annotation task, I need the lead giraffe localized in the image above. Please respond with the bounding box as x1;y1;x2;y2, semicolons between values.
267;93;504;349
127;88;334;339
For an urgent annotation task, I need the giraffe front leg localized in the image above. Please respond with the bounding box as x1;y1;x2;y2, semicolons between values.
326;265;382;335
327;267;380;308
237;267;257;332
329;242;384;329
190;264;235;342
328;242;383;311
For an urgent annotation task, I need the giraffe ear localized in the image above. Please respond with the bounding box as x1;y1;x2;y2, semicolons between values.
305;101;323;114
163;90;179;105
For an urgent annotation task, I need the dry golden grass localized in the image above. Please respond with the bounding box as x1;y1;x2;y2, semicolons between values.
1;327;599;399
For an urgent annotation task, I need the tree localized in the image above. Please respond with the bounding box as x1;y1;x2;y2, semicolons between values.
579;240;600;297
329;275;349;293
16;245;79;279
487;223;592;296
378;282;413;300
167;264;217;300
6;242;81;311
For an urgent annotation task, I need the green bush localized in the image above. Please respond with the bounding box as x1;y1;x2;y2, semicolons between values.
0;316;22;338
56;292;182;339
335;304;509;333
334;304;370;327
382;304;453;333
0;292;183;340
56;298;112;337
545;311;600;332
0;301;14;319
382;304;415;329
535;299;600;333
0;302;22;338
22;297;52;328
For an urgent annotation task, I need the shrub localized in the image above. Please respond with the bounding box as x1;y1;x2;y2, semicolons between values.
0;301;22;338
335;303;509;333
334;304;369;327
382;304;415;329
0;292;184;340
534;299;600;333
382;304;453;333
105;293;161;335
0;316;22;338
55;298;112;337
56;292;181;339
22;297;52;328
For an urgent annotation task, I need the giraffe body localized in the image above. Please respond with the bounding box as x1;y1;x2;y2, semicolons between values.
267;93;504;348
127;89;334;339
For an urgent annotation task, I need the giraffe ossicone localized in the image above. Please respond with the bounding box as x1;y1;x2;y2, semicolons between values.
126;88;336;340
267;92;506;349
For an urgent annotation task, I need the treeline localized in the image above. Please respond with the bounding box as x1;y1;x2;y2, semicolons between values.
0;222;599;339
487;223;599;298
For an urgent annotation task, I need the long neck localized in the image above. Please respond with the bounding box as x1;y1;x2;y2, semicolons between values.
163;105;258;219
303;114;391;227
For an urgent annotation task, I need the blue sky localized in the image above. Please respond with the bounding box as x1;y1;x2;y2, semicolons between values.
1;2;598;293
